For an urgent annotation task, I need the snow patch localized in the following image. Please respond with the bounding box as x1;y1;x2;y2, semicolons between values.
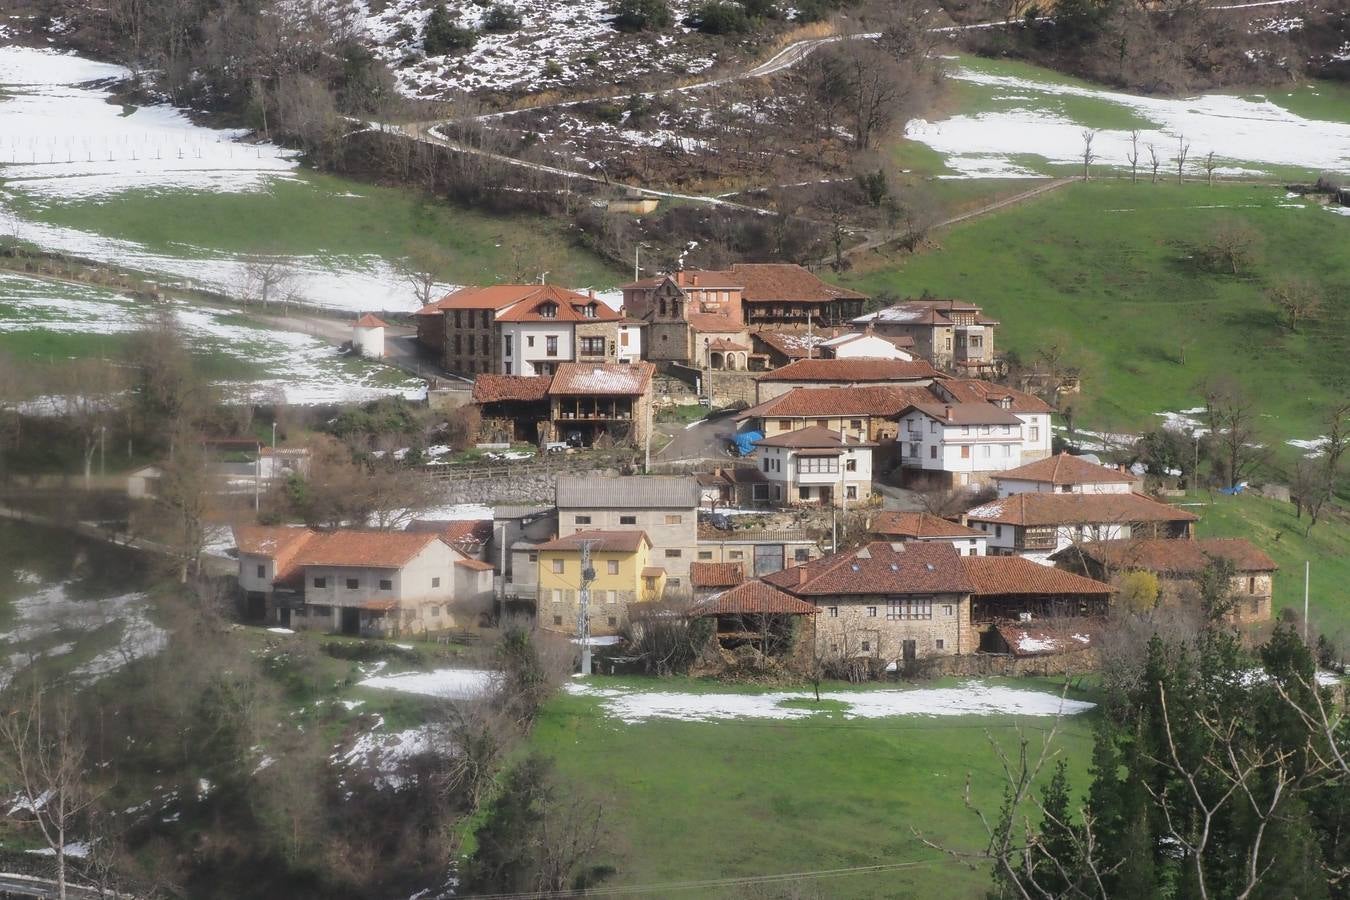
358;667;500;699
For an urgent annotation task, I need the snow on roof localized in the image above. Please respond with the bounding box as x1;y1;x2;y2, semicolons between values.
549;362;654;396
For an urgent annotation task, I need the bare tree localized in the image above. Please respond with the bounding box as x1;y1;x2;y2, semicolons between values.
400;237;452;309
240;255;297;313
1147;143;1163;184
152;427;210;583
1176;133;1191;184
1267;276;1324;332
1126;130;1140;183
50;360;124;490
1203;150;1219;186
1080;129;1097;181
0;683;100;900
1199;377;1264;489
1202;219;1262;276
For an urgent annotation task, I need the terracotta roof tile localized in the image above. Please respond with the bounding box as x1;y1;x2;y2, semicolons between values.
728;263;867;303
295;531;444;569
549;362;654;396
686;312;745;334
433;284;592;312
408;519;494;552
455;557;495;571
758;358;940;383
755;426;872;449
962;556;1113;596
494;294;619;323
751;330;836;359
964;492;1199;527
932;379;1053;414
354;314;388;328
696;581;820;615
737;385;934;421
472;374;552;403
763;541;971;596
904;402;1025;427
995;452;1135;485
870;511;984;539
690;561;745;589
232;526;316;585
538;530;650;553
1061;538;1278;574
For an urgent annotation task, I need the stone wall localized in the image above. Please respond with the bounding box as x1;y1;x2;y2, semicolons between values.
909;648;1100;678
429;465;628;506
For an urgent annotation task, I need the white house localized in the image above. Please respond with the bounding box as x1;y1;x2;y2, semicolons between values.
897;403;1028;488
993;452;1136;497
353;314;387;359
754;425;873;507
929;379;1053;463
962;492;1199;565
499;321;575;376
616;320;644;364
818;331;916;361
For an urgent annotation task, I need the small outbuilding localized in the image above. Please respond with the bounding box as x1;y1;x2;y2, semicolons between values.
353;313;388;359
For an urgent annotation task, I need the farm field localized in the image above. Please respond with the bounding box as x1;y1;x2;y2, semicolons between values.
846;180;1350;460
531;675;1098;899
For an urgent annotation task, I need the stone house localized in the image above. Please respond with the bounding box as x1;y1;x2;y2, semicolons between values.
763;541;974;662
535;530;665;636
1053;537;1278;624
753;425;874;507
547;362;655;447
965;492;1199;565
993;452;1138;497
852;299;999;375
472;375;552;443
868;511;988;557
961;555;1113;653
555;474;700;588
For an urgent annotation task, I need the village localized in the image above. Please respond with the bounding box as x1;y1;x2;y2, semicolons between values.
208;262;1281;675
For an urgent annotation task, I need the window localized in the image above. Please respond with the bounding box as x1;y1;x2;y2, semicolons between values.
698;551;713;560
777;419;792;431
944;336;952;350
827;606;839;618
846;485;858;500
1029;425;1040;441
1003;445;1012;457
753;484;770;501
432;577;441;588
607;616;617;626
763;457;772;474
867;606;877;617
607;560;619;575
929;445;937;459
552;559;565;574
668;578;681;588
845;458;857;472
979;425;990;435
453;335;461;354
850;419;862;431
504;336;512;357
799;487;811;500
665;514;683;525
943;604;953;616
256;564;266;578
620;515;637;525
313;577;326;589
664;549;682;559
886;598;933;620
620;331;629;347
1248;576;1257;593
546;336;558;357
797;456;838;474
575;515;592;525
1001;425;1010;435
379;579;393;591
345;578;359;590
815;418;829;428
528;552;538;563
527;335;535;348
553;615;563;626
453;310;461;328
960;445;971;459
981;445;991;458
995;525;1003;538
431;606;440;616
861;641;871;652
961;425;970;435
930;420;938;434
606;590;617;604
579;336;605;355
936;639;945;649
729;550;743;560
481;310;490;328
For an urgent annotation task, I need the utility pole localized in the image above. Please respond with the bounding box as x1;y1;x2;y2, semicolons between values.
271;421;277;452
578;539;597;675
644;396;652;473
99;425;106;479
806;310;813;360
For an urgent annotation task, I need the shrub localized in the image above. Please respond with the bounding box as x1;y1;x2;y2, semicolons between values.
610;0;673;32
542;58;564;78
1117;570;1160;613
482;3;522;32
685;0;751;33
744;0;777;17
424;3;479;54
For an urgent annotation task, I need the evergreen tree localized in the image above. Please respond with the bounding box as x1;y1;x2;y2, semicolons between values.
1031;760;1084;894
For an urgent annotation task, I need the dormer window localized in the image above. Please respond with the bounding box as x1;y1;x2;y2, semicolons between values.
584;303;597;318
539;303;558;318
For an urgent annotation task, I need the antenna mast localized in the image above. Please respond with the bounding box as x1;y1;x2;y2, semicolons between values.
578;539;597;675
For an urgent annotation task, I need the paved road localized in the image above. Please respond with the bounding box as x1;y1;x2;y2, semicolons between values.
657;410;740;461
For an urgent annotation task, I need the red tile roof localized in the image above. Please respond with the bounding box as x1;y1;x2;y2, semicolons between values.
752;330;835;359
549;362;654;396
933;379;1053;414
728;263;867;303
354;314;388;328
408;519;494;553
995;452;1135;485
737;385;934;421
455;557;495;571
995;623;1098;658
903;402;1025;427
494;294;620;323
432;284;593;312
963;492;1199;527
696;581;820;615
295;531;445;569
763;541;972;596
755;426;872;450
757;358;940;383
538;530;650;553
1063;538;1278;574
690;561;745;589
232;526;316;585
708;337;750;351
687;312;745;334
961;556;1113;596
472;374;552;403
870;511;984;539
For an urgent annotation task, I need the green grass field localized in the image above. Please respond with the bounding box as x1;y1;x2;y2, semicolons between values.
846;181;1350;459
6;169;624;290
531;676;1097;899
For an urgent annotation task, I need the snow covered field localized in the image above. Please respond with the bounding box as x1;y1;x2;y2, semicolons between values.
358;666;500;698
906;57;1350;178
566;679;1096;723
0;46;449;314
0;272;427;404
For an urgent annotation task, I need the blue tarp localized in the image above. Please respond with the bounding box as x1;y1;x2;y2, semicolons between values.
732;430;763;457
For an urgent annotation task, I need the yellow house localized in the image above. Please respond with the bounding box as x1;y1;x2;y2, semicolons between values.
536;530;665;635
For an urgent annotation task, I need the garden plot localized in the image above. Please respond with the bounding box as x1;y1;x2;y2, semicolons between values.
566;679;1095;723
0;272;427;405
345;0;717;98
905;55;1350;178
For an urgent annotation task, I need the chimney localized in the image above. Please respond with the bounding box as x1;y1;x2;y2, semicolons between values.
588;289;595;299
797;566;808;585
692;274;700;287
944;405;953;422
